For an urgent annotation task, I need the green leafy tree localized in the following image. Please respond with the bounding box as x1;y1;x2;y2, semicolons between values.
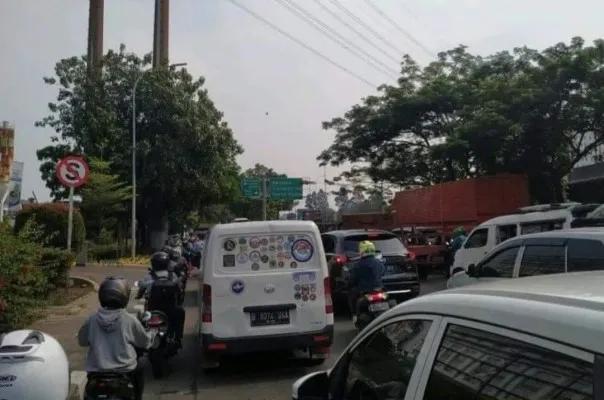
79;158;131;244
36;45;242;249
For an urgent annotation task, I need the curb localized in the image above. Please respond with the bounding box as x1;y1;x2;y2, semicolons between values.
69;371;87;400
46;277;99;316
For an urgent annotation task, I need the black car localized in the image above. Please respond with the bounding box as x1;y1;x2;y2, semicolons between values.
321;230;420;309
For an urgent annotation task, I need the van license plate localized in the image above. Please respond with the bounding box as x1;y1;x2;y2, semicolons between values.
250;310;290;327
368;302;390;312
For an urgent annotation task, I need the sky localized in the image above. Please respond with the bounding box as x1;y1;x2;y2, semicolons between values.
1;0;604;202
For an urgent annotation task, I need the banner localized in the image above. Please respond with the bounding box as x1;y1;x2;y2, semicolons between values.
0;123;15;183
7;161;23;212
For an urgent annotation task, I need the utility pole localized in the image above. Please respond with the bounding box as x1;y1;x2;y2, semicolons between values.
323;166;328;226
153;0;170;67
87;0;104;76
261;175;268;221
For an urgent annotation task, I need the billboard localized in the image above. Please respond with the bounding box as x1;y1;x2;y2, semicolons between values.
7;161;23;212
0;123;15;183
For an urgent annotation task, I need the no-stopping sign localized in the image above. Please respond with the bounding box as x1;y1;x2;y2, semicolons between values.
56;156;90;188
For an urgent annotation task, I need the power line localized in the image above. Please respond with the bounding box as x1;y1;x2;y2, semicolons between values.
327;0;405;55
310;0;401;64
398;1;452;50
363;0;435;57
225;0;378;88
275;0;398;79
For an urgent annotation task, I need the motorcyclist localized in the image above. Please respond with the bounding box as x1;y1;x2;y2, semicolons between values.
0;329;70;399
78;276;154;400
450;226;467;256
348;240;384;325
136;251;186;348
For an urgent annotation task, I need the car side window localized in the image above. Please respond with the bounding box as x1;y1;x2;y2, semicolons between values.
518;245;565;277
567;239;604;272
464;228;488;249
321;234;336;254
422;324;593;400
477;246;519;278
328;319;433;400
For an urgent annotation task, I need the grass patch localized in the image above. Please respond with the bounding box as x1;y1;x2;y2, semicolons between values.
47;278;95;306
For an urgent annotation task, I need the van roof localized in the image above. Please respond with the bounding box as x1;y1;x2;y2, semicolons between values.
210;220;319;235
476;208;572;228
394;271;604;354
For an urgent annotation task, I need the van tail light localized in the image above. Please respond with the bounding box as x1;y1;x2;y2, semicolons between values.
334;254;347;266
323;277;333;314
202;284;212;323
407;251;416;261
366;291;387;302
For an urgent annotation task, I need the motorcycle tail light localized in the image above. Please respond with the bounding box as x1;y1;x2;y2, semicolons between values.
366;291;387;302
407;252;416;261
148;315;164;326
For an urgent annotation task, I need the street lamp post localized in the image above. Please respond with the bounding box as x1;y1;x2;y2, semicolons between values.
131;62;187;258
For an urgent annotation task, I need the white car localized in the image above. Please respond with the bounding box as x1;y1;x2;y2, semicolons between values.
447;228;604;289
293;271;600;400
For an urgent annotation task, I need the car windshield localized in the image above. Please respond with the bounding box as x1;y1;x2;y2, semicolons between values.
342;234;407;255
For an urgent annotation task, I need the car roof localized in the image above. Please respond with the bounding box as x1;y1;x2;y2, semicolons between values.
210;220;319;235
323;229;397;238
388;271;604;354
496;227;604;245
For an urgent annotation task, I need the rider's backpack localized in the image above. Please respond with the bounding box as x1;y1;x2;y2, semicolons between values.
147;270;180;311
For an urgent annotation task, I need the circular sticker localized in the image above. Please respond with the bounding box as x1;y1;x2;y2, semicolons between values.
249;251;261;263
291;239;313;263
269;259;277;268
239;245;248;252
269;245;276;252
302;294;309;302
224;239;236;251
251;263;260;271
277;236;285;244
287;235;295;242
238;237;247;245
294;292;302;300
249;237;260;249
310;293;317;301
231;280;245;294
277;252;284;260
290;261;298;269
261;238;269;246
277;245;283;251
278;261;285;268
294;284;301;291
260;246;268;253
269;236;276;243
310;283;316;292
284;251;291;259
261;255;269;263
236;252;248;264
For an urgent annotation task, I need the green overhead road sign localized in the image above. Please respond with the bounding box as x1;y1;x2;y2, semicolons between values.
241;178;261;198
270;177;303;200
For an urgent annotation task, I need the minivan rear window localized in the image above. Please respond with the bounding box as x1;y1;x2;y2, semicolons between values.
342;234;406;255
218;233;318;272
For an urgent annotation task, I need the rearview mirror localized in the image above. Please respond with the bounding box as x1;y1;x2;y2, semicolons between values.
467;264;477;277
292;370;329;400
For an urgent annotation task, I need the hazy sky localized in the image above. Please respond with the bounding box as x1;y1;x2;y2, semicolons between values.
2;0;604;201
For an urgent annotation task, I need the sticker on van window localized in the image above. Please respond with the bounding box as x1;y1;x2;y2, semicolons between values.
278;261;285;268
277;236;285;244
251;263;260;271
261;254;269;263
223;239;236;251
249;251;261;263
291;239;313;262
284;241;292;250
284;251;291;259
269;260;277;268
261;238;269;246
249;237;260;249
223;254;236;267
236;252;248;264
292;271;315;282
287;235;295;242
238;237;247;245
290;261;297;269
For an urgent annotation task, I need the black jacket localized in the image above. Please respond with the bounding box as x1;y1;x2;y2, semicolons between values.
348;255;384;293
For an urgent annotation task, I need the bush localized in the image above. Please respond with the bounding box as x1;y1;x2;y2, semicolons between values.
39;248;74;289
14;203;86;254
88;243;121;262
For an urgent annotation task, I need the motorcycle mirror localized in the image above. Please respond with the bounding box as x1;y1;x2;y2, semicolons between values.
133;280;140;288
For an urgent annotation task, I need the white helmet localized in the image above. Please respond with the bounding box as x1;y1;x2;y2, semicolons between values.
0;330;69;400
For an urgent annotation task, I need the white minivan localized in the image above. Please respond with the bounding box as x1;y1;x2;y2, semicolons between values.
199;220;334;367
450;204;599;275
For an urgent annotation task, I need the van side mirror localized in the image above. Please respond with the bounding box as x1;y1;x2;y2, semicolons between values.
467;264;477;277
292;370;329;400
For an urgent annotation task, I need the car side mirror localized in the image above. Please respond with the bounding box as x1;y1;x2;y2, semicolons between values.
467;264;477;277
292;370;329;400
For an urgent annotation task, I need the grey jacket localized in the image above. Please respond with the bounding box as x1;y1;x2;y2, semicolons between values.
78;308;154;372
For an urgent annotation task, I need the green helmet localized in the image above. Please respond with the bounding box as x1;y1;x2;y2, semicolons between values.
453;226;466;238
358;240;376;256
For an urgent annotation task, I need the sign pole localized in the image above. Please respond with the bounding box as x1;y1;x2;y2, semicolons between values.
66;186;75;252
262;176;268;221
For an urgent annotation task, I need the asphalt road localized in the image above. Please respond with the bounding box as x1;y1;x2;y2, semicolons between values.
76;265;447;400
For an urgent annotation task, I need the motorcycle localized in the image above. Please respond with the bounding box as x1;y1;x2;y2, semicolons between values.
84;371;136;400
351;253;397;331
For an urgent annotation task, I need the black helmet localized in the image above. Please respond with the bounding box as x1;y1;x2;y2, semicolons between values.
98;276;131;309
150;251;171;271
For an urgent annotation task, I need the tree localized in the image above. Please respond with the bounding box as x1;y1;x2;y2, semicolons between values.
36;45;242;249
318;37;604;203
304;189;335;221
79;158;131;245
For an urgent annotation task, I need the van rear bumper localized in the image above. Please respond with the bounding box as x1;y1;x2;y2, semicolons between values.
202;325;334;355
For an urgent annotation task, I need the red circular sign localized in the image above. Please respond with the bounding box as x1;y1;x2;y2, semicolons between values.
56;156;90;188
